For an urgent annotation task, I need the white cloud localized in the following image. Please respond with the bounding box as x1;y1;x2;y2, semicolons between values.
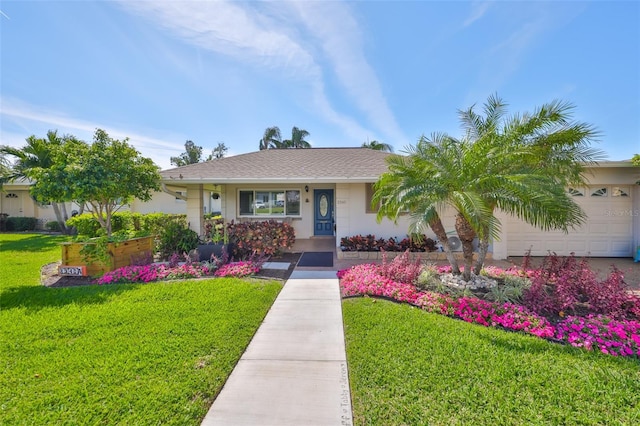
463;1;491;27
116;0;405;146
290;1;409;146
0;97;184;169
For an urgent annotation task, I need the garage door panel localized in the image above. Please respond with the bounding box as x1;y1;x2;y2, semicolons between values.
506;186;633;257
567;240;588;253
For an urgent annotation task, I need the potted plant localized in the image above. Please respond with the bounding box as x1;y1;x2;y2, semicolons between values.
198;217;232;261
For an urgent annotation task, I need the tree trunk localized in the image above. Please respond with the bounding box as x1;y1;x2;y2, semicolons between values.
473;237;490;275
429;216;460;274
51;202;69;234
455;214;476;281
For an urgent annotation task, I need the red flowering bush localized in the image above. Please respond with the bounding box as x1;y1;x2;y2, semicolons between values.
523;254;639;320
339;234;437;252
227;220;295;259
379;250;423;284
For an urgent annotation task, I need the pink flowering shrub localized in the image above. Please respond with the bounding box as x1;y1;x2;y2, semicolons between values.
379;249;423;284
96;262;214;285
339;263;424;305
555;315;640;357
214;261;261;278
523;254;639;320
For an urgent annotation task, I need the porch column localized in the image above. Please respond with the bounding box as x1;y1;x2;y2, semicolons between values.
187;184;205;235
335;184;350;248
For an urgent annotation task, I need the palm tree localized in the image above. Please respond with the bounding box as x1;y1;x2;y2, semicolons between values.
0;130;74;233
457;95;603;274
362;139;394;152
374;95;601;281
259;126;282;150
282;127;311;148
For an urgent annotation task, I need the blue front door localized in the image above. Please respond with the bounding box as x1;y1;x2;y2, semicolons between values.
314;189;334;236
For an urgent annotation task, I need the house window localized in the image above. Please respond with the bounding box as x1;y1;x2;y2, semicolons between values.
590;187;607;197
365;183;380;214
568;188;584;197
612;187;629;197
175;191;186;202
239;190;301;217
5;193;18;199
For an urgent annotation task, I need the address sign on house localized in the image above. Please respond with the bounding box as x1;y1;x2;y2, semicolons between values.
58;266;87;276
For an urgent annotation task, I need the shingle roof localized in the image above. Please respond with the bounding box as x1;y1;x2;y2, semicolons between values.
160;148;395;183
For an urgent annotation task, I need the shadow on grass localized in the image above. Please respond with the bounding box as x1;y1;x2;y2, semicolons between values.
0;233;69;253
0;283;139;312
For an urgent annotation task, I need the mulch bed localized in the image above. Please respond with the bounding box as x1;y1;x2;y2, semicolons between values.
41;252;302;288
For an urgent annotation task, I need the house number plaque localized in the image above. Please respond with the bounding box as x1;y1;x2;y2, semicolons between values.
58;266;87;276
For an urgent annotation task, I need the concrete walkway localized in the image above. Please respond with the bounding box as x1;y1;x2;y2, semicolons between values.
201;270;353;426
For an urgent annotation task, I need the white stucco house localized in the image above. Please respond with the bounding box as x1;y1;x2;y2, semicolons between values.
140;147;639;260
3;148;638;258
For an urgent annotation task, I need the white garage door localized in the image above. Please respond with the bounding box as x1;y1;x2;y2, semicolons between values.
506;186;633;257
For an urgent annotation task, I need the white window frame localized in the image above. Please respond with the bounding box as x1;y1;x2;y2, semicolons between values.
238;189;302;218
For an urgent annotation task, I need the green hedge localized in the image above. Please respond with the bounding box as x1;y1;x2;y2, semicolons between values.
66;212;187;238
5;217;38;232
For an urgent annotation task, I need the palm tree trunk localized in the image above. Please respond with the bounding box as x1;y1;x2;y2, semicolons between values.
473;237;490;275
429;216;460;274
455;214;476;281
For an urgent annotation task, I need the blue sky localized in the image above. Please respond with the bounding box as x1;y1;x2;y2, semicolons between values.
1;1;638;170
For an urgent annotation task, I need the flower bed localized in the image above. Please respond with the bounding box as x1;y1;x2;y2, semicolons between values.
96;260;261;284
338;262;640;358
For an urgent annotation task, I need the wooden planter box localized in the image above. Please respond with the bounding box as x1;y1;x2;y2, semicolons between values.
60;236;154;276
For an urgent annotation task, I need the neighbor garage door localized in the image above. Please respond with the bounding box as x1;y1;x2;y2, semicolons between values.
506;186;633;257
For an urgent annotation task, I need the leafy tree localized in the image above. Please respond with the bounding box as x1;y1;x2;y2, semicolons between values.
206;142;228;160
171;140;202;166
31;129;161;237
0;130;75;233
375;95;601;281
259;126;282;150
633;154;640;184
282;126;311;148
362;139;394;152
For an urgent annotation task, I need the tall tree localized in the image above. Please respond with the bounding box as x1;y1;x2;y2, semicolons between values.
171;140;202;166
206;142;228;160
362;139;394;152
374;95;601;281
0;130;74;233
259;126;282;150
282;126;311;148
31;129;161;237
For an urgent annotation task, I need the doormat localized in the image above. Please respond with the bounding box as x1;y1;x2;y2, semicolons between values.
297;251;334;267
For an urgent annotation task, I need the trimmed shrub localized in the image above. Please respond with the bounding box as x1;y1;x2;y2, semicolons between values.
45;221;61;232
156;221;200;261
66;212;187;238
6;217;38;231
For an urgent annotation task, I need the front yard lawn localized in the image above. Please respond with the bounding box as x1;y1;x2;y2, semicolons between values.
344;298;640;425
0;233;282;425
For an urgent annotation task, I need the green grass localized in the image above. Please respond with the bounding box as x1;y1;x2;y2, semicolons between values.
0;233;282;425
343;298;640;426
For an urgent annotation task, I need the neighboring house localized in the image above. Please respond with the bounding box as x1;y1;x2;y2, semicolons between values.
0;179;77;229
157;148;640;259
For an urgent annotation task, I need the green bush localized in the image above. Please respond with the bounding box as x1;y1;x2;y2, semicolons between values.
45;221;61;232
66;213;102;237
156;220;200;260
67;212;187;238
6;217;38;232
227;219;295;259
